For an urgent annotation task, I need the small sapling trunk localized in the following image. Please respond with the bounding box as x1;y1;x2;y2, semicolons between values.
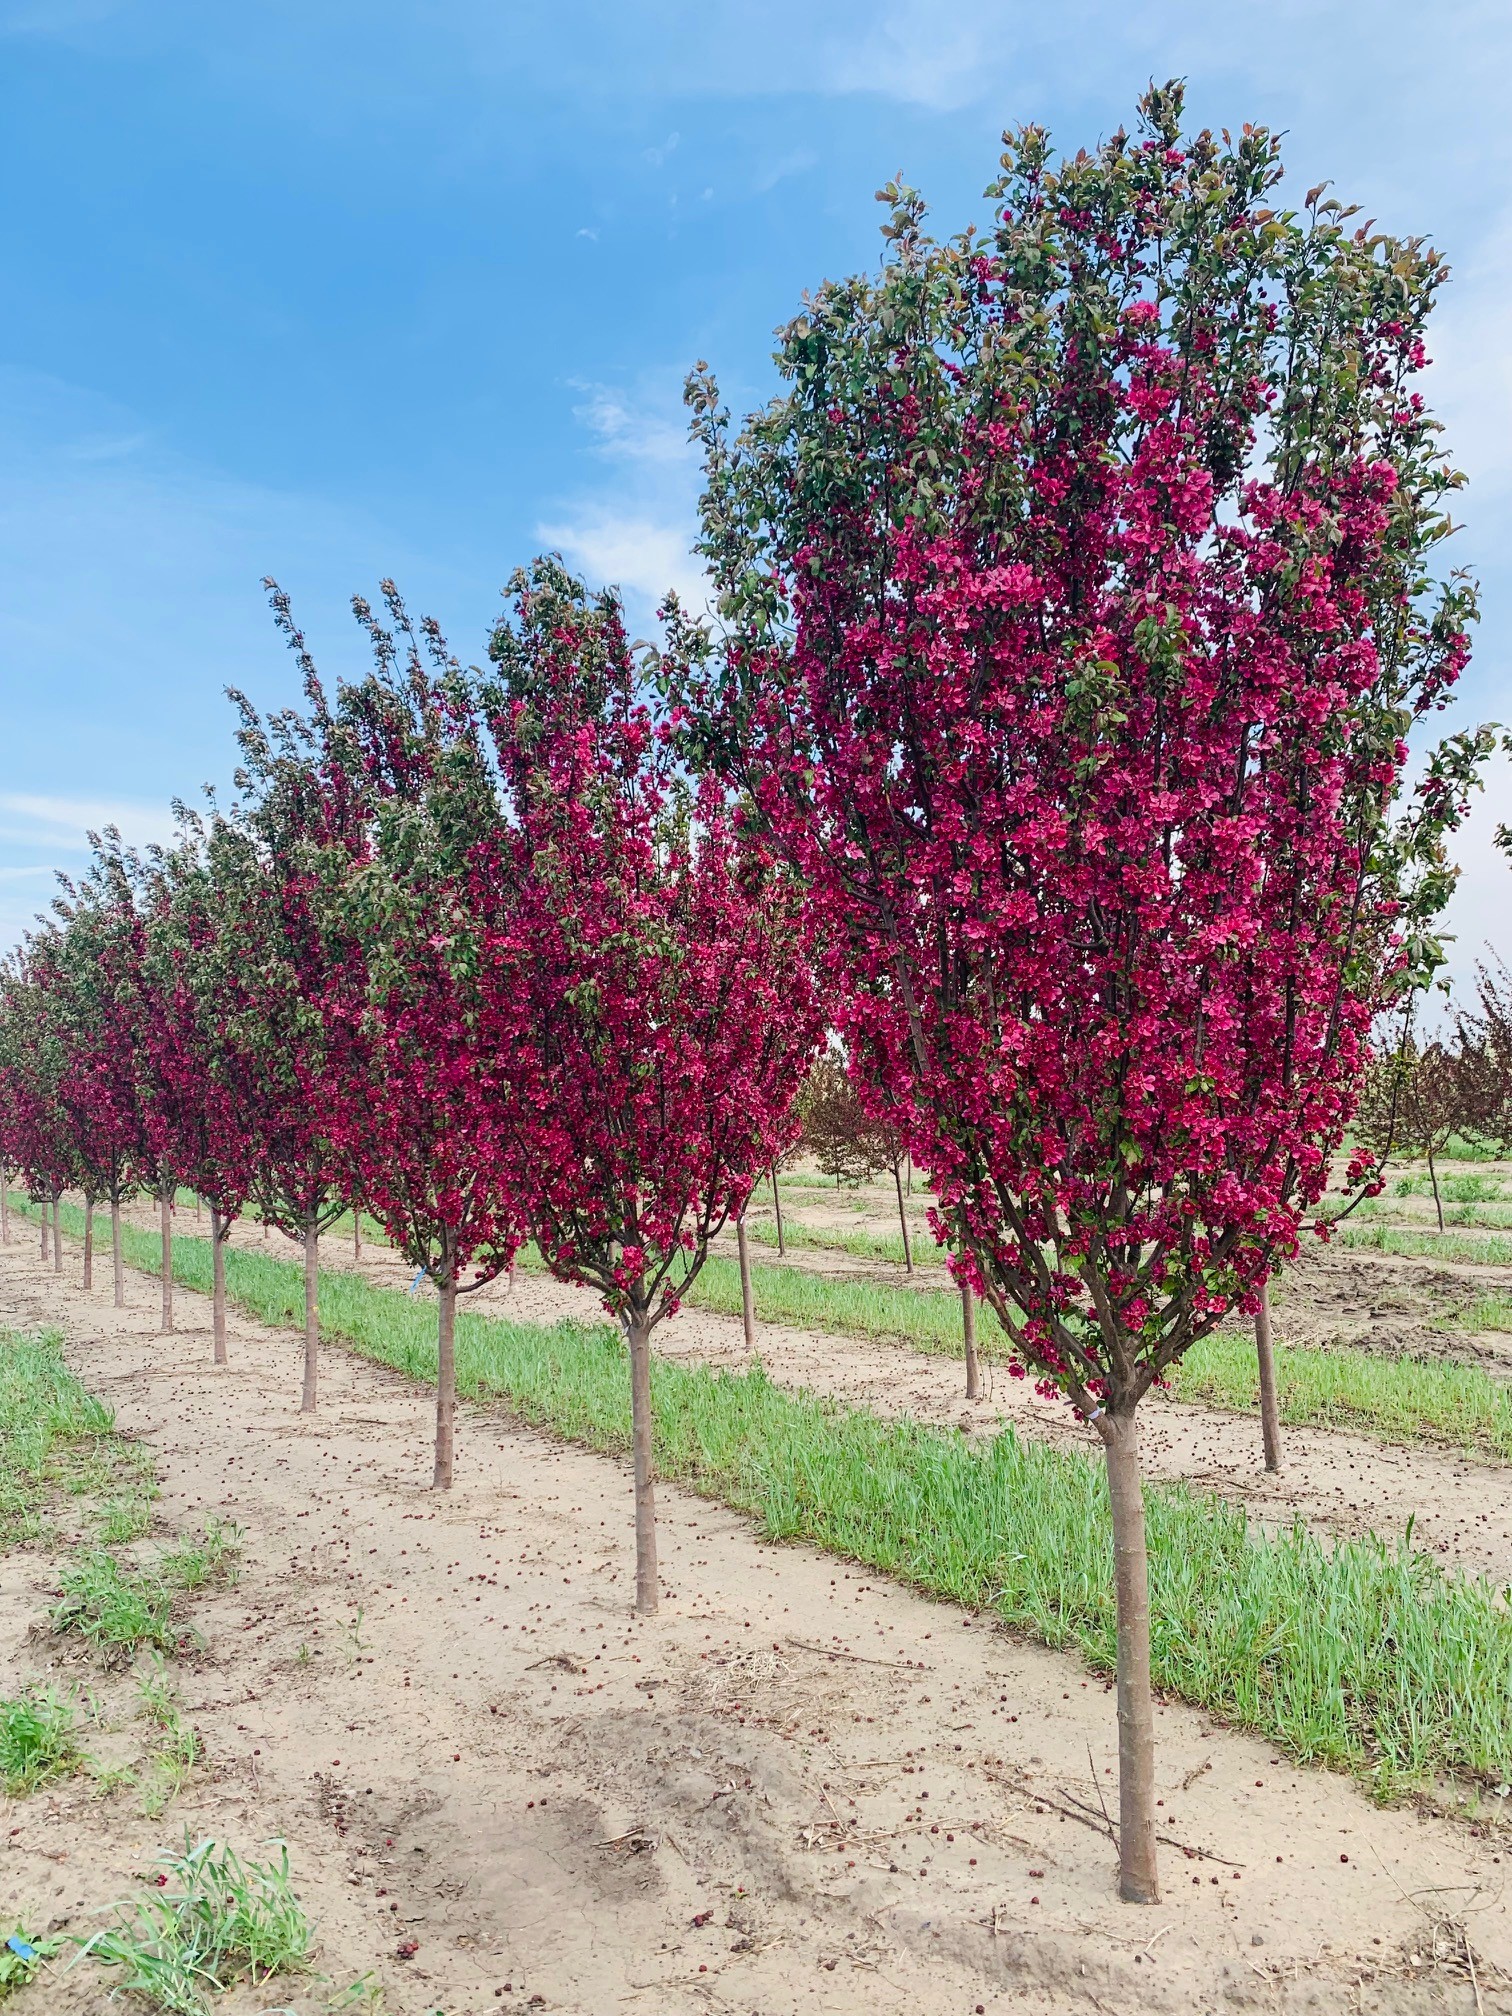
434;1235;457;1490
111;1197;124;1308
1099;1407;1159;1904
210;1207;228;1365
159;1188;173;1330
82;1198;94;1290
961;1278;979;1401
1255;1279;1282;1473
736;1214;757;1352
301;1213;319;1413
52;1195;62;1274
893;1162;913;1274
625;1302;658;1615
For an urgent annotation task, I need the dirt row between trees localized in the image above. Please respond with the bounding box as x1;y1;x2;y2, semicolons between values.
5;1233;1512;2013
202;1209;1512;1592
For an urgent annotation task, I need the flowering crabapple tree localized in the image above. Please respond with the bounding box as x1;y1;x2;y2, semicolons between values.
38;847;153;1306
800;1047;920;1271
272;581;526;1487
133;825;264;1363
482;558;821;1614
684;88;1487;1900
211;632;374;1414
1456;956;1512;1152
0;950;78;1274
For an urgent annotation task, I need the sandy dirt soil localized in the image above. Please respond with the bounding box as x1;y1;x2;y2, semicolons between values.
2;1228;1510;2013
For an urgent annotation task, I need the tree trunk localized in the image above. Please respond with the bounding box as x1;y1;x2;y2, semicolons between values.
210;1208;228;1366
893;1163;913;1273
626;1307;658;1616
111;1197;124;1307
159;1189;173;1330
434;1246;457;1490
194;1193;201;1223
1254;1278;1282;1473
770;1162;785;1257
353;1213;361;1260
82;1199;94;1290
1;1169;9;1244
1426;1142;1444;1232
39;1206;48;1261
1102;1410;1159;1904
735;1215;757;1353
52;1195;63;1274
961;1279;980;1400
301;1215;319;1414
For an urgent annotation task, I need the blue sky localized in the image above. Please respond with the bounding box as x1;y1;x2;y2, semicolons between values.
3;0;1509;975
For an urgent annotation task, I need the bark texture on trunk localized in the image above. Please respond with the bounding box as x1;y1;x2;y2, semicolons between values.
159;1190;173;1330
434;1250;457;1490
82;1200;94;1290
111;1199;124;1307
1254;1278;1282;1474
211;1208;228;1366
39;1207;48;1260
301;1217;319;1413
626;1308;658;1615
1103;1410;1159;1904
354;1215;362;1260
735;1215;757;1353
893;1164;914;1273
961;1279;980;1400
52;1196;63;1273
770;1163;785;1256
1427;1144;1444;1231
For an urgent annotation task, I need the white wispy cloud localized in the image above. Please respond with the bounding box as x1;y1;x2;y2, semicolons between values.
535;509;709;618
0;793;181;853
569;379;696;469
538;375;708;621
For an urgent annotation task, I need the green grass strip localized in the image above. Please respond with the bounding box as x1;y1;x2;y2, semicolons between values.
0;1329;151;1547
592;1245;972;1355
1173;1330;1512;1462
16;1192;1512;1797
1336;1223;1512;1267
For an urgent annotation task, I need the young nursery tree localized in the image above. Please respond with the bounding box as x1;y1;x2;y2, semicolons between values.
685;89;1486;1899
279;582;526;1486
214;635;372;1413
481;558;820;1614
60;834;192;1330
0;953;78;1274
1354;1023;1468;1232
799;1049;917;1268
1458;956;1512;1151
134;829;262;1364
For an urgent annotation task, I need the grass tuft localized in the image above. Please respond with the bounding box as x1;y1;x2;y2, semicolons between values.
0;1689;83;1795
75;1834;311;2014
52;1552;181;1661
0;1330;152;1547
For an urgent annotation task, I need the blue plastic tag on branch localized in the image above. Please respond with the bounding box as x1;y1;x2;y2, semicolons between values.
408;1267;426;1296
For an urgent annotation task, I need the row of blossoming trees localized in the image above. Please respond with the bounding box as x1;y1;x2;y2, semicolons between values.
0;90;1498;1904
